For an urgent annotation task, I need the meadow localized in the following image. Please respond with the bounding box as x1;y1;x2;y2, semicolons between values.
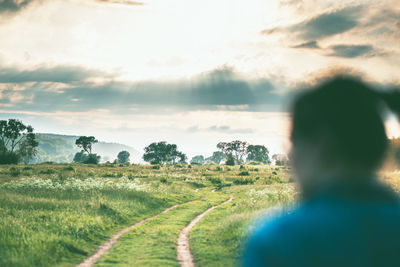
0;163;398;267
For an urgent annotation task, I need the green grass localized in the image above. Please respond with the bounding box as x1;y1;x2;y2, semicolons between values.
190;185;297;266
0;163;296;267
0;187;193;267
96;192;228;266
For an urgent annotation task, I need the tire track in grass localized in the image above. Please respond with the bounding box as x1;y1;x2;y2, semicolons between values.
177;196;234;267
76;204;181;267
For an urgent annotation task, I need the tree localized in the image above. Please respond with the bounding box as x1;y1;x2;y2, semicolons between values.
190;155;205;165
143;141;186;165
74;136;100;164
217;140;249;164
75;136;98;154
117;150;130;164
0;119;38;164
272;154;289;166
225;154;235;166
246;145;270;164
18;137;39;164
174;151;187;164
73;151;88;163
83;153;100;164
206;151;226;164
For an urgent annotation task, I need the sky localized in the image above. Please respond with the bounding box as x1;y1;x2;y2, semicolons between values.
0;0;399;160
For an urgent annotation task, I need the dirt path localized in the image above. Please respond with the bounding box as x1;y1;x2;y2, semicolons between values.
76;204;181;267
176;196;234;267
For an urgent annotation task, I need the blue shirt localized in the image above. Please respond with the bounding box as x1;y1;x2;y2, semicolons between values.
242;178;400;267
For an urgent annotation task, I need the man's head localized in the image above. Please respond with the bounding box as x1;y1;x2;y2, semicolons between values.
290;77;388;196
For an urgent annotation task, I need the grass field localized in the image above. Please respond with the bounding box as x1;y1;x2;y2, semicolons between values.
0;163;398;267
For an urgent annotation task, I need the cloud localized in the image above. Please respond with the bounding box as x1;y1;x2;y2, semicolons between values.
187;125;254;134
327;45;376;58
0;0;36;15
0;0;144;17
0;65;112;84
207;125;254;134
95;0;144;5
262;5;363;41
292;6;363;40
0;65;283;113
292;40;319;49
279;0;303;7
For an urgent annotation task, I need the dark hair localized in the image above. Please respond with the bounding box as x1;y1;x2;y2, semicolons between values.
291;76;399;170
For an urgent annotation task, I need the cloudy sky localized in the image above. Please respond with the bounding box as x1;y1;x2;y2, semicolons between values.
0;0;399;160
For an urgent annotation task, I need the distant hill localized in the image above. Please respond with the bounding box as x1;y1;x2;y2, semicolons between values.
32;133;141;163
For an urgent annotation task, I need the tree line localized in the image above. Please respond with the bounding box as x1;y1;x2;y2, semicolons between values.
7;118;400;167
70;137;285;166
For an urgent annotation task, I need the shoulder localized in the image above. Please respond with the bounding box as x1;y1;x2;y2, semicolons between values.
241;207;302;267
241;201;331;267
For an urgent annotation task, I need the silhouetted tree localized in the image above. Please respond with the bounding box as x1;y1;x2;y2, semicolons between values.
0;119;38;164
247;145;270;164
190;155;205;165
143;141;186;165
117;150;130;164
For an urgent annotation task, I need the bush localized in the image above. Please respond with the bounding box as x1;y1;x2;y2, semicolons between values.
233;178;254;185
265;175;284;184
82;154;100;164
73;152;87;163
40;169;56;175
152;165;161;170
225;155;235;166
9;167;21;177
247;161;262;165
103;173;116;178
63;166;74;171
238;171;250;176
174;164;185;168
160;178;168;183
0;152;20;164
208;177;222;184
239;165;245;170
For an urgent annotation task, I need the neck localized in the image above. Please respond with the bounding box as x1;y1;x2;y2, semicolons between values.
299;171;377;200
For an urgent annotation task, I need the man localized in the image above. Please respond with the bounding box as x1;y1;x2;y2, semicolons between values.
242;77;400;267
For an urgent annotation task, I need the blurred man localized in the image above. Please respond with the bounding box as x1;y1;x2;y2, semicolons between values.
242;77;400;267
